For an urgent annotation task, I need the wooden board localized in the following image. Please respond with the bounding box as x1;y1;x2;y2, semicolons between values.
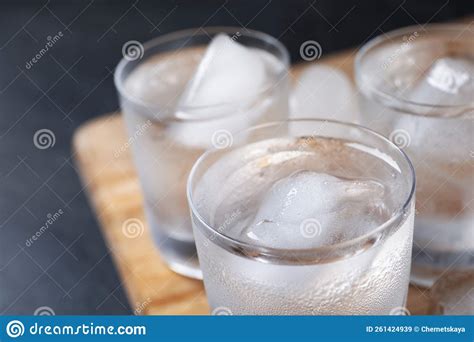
73;50;433;315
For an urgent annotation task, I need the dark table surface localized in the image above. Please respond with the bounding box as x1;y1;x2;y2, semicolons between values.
0;0;471;315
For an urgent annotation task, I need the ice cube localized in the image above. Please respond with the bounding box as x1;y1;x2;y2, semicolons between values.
167;34;270;148
392;57;473;165
179;34;267;110
290;65;358;123
239;170;388;249
406;57;474;106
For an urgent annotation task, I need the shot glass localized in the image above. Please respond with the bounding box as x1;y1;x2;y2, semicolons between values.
114;27;289;279
187;119;415;315
355;24;474;286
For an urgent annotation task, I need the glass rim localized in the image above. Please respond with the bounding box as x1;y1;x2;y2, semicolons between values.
114;26;290;119
187;118;416;264
354;23;474;117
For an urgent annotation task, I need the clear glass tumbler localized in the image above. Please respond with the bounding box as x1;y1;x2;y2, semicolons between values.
188;119;415;315
114;27;289;279
355;24;474;287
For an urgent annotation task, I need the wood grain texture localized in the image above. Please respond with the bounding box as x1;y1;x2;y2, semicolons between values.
73;51;433;315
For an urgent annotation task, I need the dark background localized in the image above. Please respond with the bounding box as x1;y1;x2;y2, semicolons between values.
0;0;472;315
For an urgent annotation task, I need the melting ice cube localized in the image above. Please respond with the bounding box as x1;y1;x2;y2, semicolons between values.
168;34;271;148
179;34;267;110
413;57;473;103
290;65;358;123
239;170;388;249
393;57;473;164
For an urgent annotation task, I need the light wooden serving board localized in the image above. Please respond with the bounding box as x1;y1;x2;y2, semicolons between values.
73;50;433;315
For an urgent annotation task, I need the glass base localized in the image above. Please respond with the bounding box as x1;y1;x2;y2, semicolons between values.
166;255;202;280
151;226;202;280
410;264;442;288
411;246;474;288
